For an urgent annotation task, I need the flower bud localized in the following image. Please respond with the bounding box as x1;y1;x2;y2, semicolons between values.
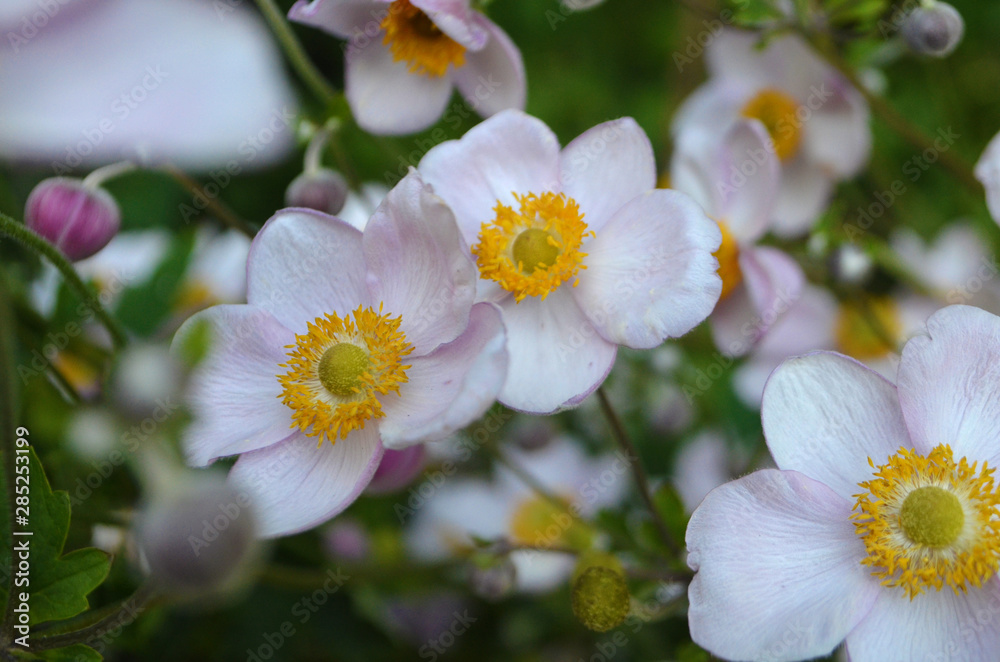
902;2;964;57
136;477;259;597
571;563;629;632
25;177;121;261
323;519;370;561
468;554;516;601
285;168;349;216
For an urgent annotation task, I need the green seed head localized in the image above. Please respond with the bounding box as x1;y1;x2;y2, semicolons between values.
317;342;370;397
899;485;964;548
571;566;630;633
512;228;559;274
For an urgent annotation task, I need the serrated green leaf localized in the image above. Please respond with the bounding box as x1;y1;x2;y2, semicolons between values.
0;448;111;626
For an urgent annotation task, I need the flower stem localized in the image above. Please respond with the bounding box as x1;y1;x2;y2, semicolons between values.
162;165;257;238
255;0;345;113
808;37;983;195
0;213;127;349
596;387;681;556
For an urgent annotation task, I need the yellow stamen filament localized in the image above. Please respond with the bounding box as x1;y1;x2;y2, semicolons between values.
741;88;802;161
277;305;413;445
381;0;466;78
714;220;742;300
852;444;1000;599
835;297;902;361
472;191;593;302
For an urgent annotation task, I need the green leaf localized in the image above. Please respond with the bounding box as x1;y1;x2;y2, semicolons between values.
1;448;111;626
653;483;690;549
113;230;195;337
35;644;102;662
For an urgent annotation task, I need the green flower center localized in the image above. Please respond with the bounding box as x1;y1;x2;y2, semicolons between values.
317;342;370;397
899;485;965;548
512;228;560;274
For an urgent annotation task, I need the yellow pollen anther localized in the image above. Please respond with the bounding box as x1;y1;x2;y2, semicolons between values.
318;342;370;397
900;486;965;548
741;88;802;161
472;191;593;302
835;297;901;361
713;220;742;300
277;305;413;445
509;495;592;549
381;0;466;78
852;444;1000;599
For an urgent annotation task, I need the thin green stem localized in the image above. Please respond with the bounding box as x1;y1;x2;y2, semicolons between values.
0;268;20;651
162;165;257;238
808;37;983;195
29;583;158;652
596;388;681;556
0;213;127;349
255;0;345;112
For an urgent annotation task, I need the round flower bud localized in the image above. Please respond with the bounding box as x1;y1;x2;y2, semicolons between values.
285;168;349;216
571;565;630;632
136;478;259;597
366;446;426;494
468;555;516;601
902;2;964;57
25;177;121;261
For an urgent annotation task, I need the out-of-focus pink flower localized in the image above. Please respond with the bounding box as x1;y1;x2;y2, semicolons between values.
289;0;525;135
0;0;297;171
367;445;426;494
672;31;870;236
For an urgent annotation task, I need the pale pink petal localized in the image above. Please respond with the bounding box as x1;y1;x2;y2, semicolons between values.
687;469;879;662
367;445;426;494
498;288;617;414
229;426;383;538
762;352;912;500
174;305;296;466
671;82;745;150
412;0;487;49
771;158;835;236
896;305;1000;469
845;578;1000;662
246;209;369;332
710;282;761;357
453;15;526;117
705;30;778;89
803;87;871;178
288;0;385;40
716;120;780;241
560;118;657;232
346;39;453;135
363;171;476;354
0;0;297;170
572;190;722;348
975;130;1000;224
418;110;561;244
669;148;717;214
379;303;507;447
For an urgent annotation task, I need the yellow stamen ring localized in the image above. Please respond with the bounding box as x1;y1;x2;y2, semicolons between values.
741;88;803;162
472;191;593;302
381;0;466;78
277;305;413;445
852;444;1000;599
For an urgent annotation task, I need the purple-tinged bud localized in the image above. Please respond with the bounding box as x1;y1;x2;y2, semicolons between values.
136;478;259;597
367;446;426;494
902;2;964;57
25;177;121;261
285;168;349;216
323;519;370;561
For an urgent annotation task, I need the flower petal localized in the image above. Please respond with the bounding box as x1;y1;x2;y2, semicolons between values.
452;14;526;118
975;130;1000;225
498;288;617;414
367;445;426;494
771;158;835;236
246;209;369;332
572;189;722;348
716;120;780;242
345;39;453;135
379;302;507;447
845;578;1000;662
559;118;657;232
364;170;477;353
412;0;488;49
762;351;912;500
229;426;383;538
687;469;879;662
174;305;296;466
0;0;297;170
418;109;561;244
802;87;871;178
287;0;384;40
896;304;1000;469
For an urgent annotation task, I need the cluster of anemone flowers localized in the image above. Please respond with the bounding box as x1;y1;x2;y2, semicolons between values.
3;0;1000;660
